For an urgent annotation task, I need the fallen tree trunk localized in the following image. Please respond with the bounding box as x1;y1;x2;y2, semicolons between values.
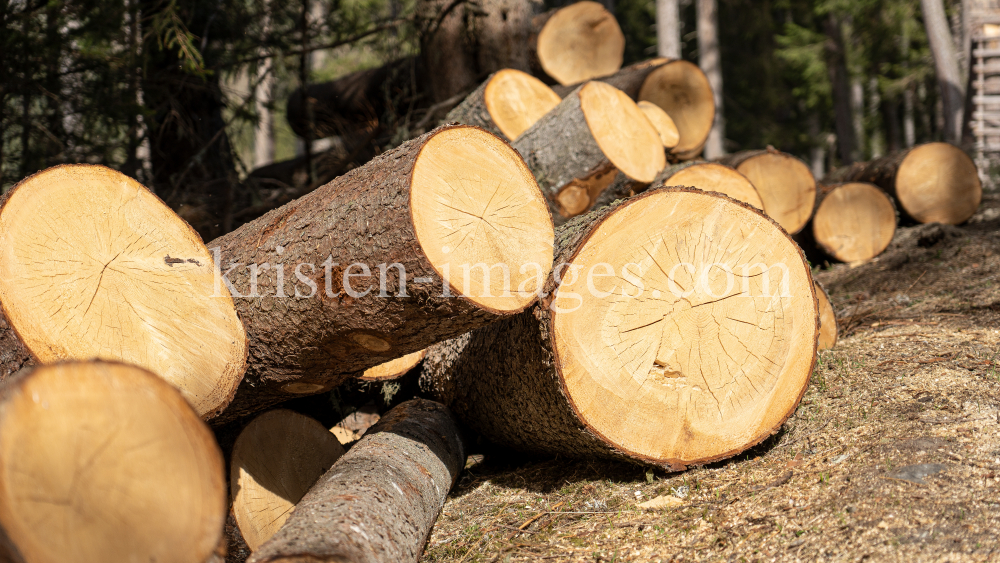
815;280;837;351
230;410;345;553
513;81;664;222
445;69;562;140
247;399;464;563
810;182;896;264
421;187;818;469
0;165;247;418
717;148;817;234
532;1;624;85
553;59;715;160
286;57;426;140
209;124;554;424
823;142;981;225
0;361;226;563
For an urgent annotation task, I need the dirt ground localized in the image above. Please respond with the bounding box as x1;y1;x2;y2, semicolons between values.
421;194;1000;563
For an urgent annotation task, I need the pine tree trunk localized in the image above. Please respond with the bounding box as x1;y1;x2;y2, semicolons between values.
209;125;554;424
808;182;897;264
656;0;681;59
921;0;965;143
717;149;817;234
421;187;818;469
0;362;226;563
823;142;981;225
696;0;725;159
513;82;664;223
823;14;857;165
445;69;561;140
246;399;464;563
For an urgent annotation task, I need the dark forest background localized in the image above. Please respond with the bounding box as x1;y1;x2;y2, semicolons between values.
0;0;952;236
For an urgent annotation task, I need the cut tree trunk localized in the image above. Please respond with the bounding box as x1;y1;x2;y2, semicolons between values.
815;280;837;351
638;100;680;150
445;69;562;140
717;149;817;234
230;410;345;552
533;1;624;86
655;161;762;209
810;183;896;263
553;59;715;160
421;187;818;469
208;124;554;424
0;165;247;418
0;361;226;563
285;57;426;140
361;349;426;381
513;82;664;222
246;399;464;563
823;142;981;225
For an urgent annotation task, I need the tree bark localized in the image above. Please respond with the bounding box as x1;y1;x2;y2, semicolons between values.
656;0;681;59
823;142;981;225
823;13;857;165
421;187;817;469
247;399;464;563
208;124;553;424
921;0;965;143
696;0;725;159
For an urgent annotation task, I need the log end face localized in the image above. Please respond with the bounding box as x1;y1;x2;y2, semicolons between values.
536;1;624;85
733;152;816;234
663;163;764;210
580;82;665;184
637;100;680;150
485;69;562;141
896;142;982;225
815;281;837;351
638;62;715;159
812;182;896;263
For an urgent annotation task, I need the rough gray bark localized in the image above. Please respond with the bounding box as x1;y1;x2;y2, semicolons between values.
697;0;725;159
247;399;464;563
920;0;965;143
512;85;615;220
0;310;34;384
444;76;506;138
208;125;531;425
551;59;669;98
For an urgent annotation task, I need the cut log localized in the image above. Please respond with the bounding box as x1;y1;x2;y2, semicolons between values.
823;142;981;225
553;59;715;160
0;361;226;563
230;410;345;552
0;165;247;418
638;100;680;150
208;125;553;424
421;187;817;469
655;161;763;209
815;281;837;351
718;149;817;234
246;399;464;563
513;81;665;221
445;69;562;140
286;57;425;140
534;1;624;85
361;349;426;381
811;182;896;263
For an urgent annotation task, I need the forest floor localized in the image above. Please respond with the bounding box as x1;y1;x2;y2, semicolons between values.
421;194;1000;563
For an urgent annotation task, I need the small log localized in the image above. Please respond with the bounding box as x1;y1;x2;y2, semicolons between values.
533;1;624;85
361;349;426;382
553;59;715;160
810;182;896;263
513;81;664;222
823;142;981;225
445;69;562;140
638;100;680;150
718;148;817;234
230;410;345;552
209;125;554;424
655;161;763;209
421;187;817;469
0;361;226;563
0;165;247;418
247;399;464;563
815;281;837;351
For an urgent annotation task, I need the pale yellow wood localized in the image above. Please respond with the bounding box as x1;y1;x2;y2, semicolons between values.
733;153;817;234
536;1;624;85
361;349;426;381
484;69;562;141
551;189;816;464
816;281;837;350
0;362;225;563
637;101;680;150
580;82;665;183
638;61;715;159
231;410;345;551
812;182;895;263
663;163;763;209
411;127;554;312
0;165;247;418
896;142;982;224
556;165;618;217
